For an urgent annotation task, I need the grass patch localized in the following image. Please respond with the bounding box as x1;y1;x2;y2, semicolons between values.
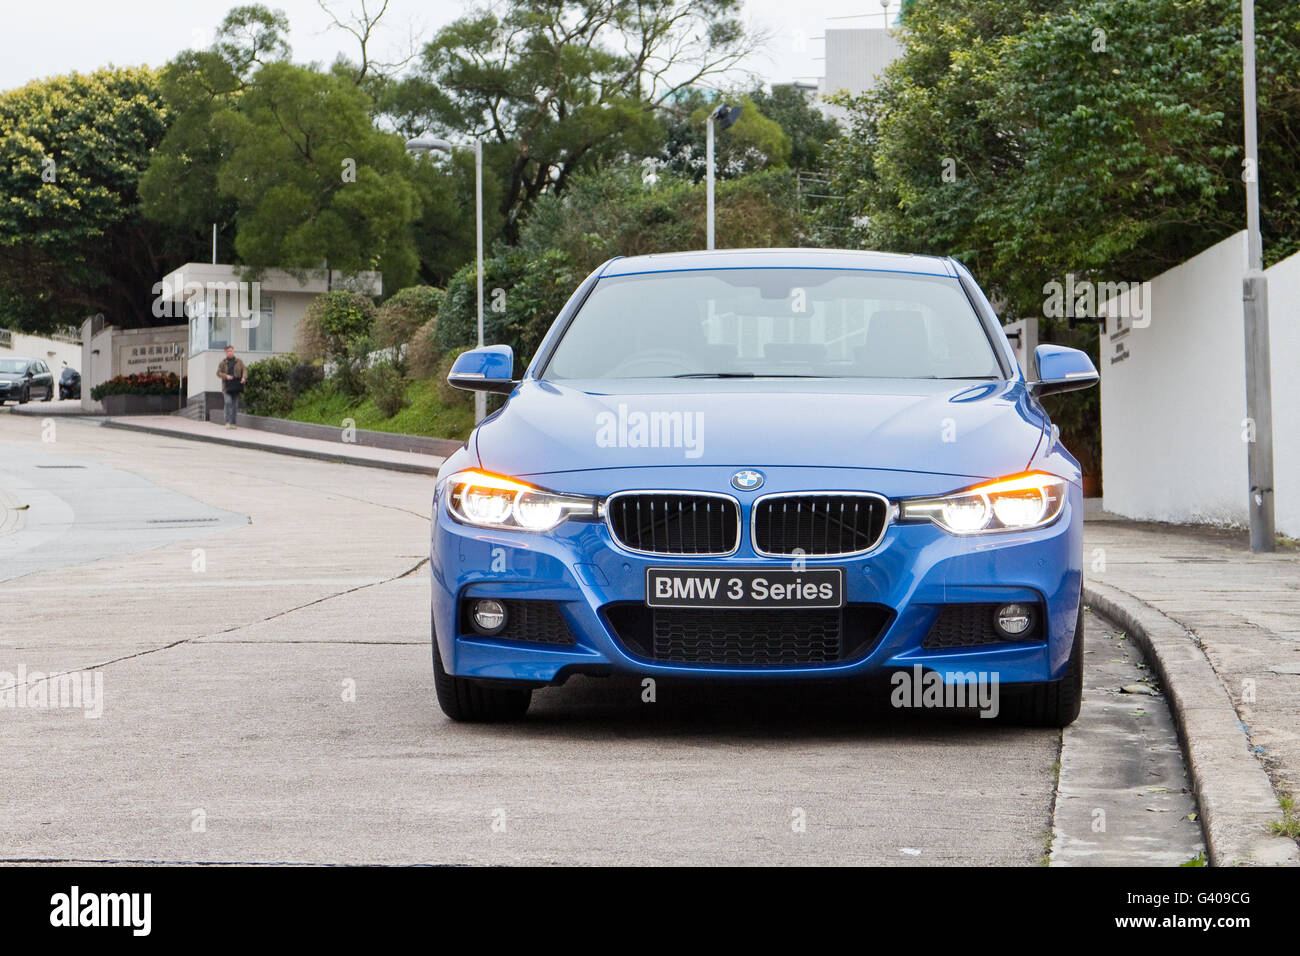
1271;793;1300;839
285;378;474;441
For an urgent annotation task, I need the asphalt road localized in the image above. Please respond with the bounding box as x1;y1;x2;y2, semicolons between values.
0;412;1196;865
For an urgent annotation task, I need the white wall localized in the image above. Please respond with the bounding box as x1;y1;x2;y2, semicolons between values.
79;324;186;412
1100;231;1300;537
0;330;81;377
817;27;903;123
1264;249;1300;537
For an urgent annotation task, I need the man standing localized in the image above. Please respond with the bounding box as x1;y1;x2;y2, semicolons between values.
218;346;246;429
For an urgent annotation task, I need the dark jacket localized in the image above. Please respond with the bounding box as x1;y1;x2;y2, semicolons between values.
218;356;246;392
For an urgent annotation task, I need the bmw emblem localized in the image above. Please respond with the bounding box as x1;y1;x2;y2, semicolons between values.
731;469;765;491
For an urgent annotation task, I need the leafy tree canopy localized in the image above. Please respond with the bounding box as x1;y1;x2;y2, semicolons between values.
0;67;195;332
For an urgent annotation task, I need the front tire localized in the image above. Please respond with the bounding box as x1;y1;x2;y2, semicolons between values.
19;386;29;404
999;599;1084;728
433;641;532;723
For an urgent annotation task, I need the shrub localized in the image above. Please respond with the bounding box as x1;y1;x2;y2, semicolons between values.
435;248;576;367
331;334;373;398
90;372;182;400
242;354;326;418
434;346;473;408
288;362;324;396
296;290;377;363
365;359;408;418
405;316;441;380
243;355;297;417
374;286;443;353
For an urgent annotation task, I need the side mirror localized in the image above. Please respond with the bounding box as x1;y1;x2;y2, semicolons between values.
447;345;518;395
1029;344;1098;397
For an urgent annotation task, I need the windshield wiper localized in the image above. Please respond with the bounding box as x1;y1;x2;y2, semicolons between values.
670;372;830;379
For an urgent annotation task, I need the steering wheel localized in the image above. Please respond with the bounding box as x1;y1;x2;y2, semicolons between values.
604;349;702;377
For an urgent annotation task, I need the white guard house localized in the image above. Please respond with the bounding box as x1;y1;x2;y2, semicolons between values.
153;263;381;419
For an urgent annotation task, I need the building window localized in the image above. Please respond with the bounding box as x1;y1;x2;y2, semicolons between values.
247;296;274;352
187;298;209;353
209;313;231;350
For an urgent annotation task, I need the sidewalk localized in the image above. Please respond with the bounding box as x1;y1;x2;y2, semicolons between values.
1084;513;1300;864
96;415;445;475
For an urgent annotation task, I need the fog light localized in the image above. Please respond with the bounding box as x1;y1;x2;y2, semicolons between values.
994;603;1033;638
471;599;507;635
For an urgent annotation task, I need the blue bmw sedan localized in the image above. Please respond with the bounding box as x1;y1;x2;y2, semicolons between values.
430;249;1098;726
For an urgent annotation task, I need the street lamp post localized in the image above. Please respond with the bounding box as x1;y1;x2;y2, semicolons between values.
407;135;486;424
1240;0;1275;552
705;104;742;251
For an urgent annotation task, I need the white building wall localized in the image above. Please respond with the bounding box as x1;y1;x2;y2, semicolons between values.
1264;249;1300;537
0;330;82;376
1099;230;1300;537
817;27;904;122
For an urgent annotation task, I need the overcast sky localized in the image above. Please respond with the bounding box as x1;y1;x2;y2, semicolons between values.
2;0;897;93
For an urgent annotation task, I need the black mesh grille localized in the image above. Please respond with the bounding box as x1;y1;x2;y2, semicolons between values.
753;494;888;555
922;604;1043;649
604;603;892;667
606;494;738;555
460;599;576;646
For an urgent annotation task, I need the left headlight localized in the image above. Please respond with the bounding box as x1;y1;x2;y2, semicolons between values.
899;471;1068;535
442;469;599;533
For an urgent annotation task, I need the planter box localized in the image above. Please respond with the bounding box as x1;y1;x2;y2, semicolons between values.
102;393;186;416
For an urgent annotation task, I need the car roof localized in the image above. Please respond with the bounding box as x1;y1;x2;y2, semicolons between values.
598;248;956;278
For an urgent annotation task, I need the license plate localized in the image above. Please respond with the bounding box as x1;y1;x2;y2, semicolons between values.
645;567;844;609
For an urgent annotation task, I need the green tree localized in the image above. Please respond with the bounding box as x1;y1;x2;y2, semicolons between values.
747;85;841;173
0;67;197;332
519;165;805;275
138;6;292;259
659;91;793;182
213;62;419;286
393;0;754;240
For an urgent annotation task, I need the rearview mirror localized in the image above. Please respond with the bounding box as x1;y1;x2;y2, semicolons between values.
1030;344;1098;397
447;345;518;395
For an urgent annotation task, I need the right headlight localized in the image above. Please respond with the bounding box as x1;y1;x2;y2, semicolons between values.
899;471;1067;535
442;469;599;533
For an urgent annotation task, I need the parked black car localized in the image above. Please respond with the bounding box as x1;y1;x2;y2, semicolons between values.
0;357;55;404
59;366;81;400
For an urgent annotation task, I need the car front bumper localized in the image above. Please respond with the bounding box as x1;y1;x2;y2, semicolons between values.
431;465;1083;687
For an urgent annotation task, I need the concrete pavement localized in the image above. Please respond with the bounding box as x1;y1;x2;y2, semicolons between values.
5;403;444;474
1084;517;1300;865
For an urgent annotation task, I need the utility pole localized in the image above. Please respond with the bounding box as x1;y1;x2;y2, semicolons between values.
706;115;715;250
705;104;742;251
1241;0;1275;552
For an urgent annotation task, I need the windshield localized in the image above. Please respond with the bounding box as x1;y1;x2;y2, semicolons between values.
543;268;1003;381
0;360;29;374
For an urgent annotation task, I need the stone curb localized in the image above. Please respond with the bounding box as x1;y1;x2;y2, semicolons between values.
98;419;440;477
1085;581;1299;866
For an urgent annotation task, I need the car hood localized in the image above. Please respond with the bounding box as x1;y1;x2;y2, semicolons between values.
0;372;27;382
473;378;1046;481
